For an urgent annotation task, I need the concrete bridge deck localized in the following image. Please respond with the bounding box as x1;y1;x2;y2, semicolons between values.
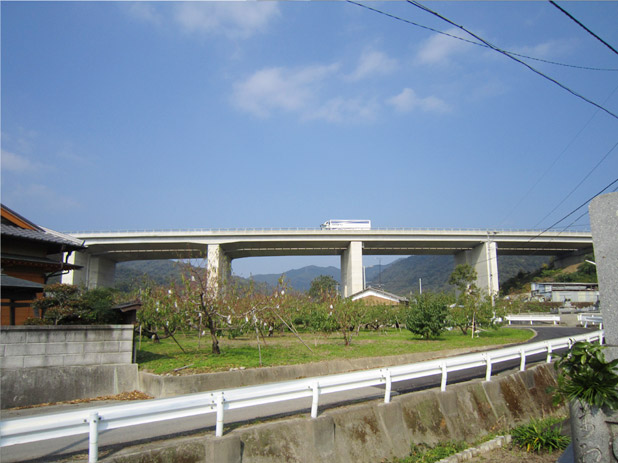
62;228;592;297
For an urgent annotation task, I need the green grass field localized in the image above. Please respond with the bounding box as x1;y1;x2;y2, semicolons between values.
136;327;533;375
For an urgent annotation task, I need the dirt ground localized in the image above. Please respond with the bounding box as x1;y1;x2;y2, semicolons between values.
468;444;563;463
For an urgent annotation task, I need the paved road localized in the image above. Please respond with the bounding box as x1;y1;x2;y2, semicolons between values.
0;326;593;462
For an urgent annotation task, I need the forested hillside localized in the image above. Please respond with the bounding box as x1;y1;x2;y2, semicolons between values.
115;255;551;296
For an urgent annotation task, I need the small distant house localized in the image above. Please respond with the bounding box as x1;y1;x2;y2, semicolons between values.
350;287;409;306
1;204;85;325
111;301;141;324
530;282;599;305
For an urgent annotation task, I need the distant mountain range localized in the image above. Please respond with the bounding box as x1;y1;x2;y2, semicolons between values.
115;254;550;295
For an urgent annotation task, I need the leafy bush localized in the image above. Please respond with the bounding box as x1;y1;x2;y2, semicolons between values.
553;341;618;409
511;417;570;453
405;292;449;339
31;284;123;325
23;316;52;325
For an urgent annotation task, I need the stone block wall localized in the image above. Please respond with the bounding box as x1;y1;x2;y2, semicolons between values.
1;325;138;408
0;325;134;369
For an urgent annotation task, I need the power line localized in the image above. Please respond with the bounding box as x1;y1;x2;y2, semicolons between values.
405;0;618;121
549;1;618;57
346;1;618;72
530;176;618;241
533;140;618;228
498;83;618;227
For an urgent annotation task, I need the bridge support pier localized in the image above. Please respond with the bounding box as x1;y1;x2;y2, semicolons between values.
62;252;116;289
207;244;231;291
454;241;499;296
341;241;363;297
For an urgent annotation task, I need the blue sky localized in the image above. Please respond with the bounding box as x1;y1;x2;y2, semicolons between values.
2;2;617;277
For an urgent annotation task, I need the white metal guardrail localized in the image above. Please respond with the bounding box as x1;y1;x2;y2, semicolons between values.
578;314;604;328
505;314;561;325
0;331;603;463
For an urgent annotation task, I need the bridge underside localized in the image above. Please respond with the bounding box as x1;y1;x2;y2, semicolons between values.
62;232;593;296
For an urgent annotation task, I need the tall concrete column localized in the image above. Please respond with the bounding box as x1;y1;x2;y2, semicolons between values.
341;241;363;298
61;251;89;286
207;244;231;291
589;192;618;355
454;241;499;297
61;252;116;289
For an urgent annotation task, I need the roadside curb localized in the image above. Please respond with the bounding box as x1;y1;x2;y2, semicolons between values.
437;435;512;463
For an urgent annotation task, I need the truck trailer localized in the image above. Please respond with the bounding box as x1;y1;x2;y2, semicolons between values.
320;220;371;230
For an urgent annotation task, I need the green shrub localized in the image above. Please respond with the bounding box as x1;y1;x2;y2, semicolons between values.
511;417;569;453
405;293;449;339
23;316;52;325
553;341;618;409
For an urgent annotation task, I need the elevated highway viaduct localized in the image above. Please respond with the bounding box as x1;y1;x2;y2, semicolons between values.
61;228;593;296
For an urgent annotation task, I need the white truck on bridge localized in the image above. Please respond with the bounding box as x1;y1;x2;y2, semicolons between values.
321;219;371;230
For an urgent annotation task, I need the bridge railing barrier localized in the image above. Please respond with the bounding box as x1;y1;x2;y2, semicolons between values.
0;330;603;463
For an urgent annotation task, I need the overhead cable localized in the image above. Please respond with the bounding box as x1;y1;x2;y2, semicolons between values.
549;1;618;57
347;0;618;72
529;176;618;241
499;83;618;228
405;0;618;121
533;140;618;228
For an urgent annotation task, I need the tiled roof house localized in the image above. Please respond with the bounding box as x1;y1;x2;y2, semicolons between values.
1;204;85;325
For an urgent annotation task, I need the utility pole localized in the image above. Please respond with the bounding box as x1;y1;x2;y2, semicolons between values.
419;278;422;294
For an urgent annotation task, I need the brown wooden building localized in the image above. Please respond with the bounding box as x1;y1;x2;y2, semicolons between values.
1;204;85;325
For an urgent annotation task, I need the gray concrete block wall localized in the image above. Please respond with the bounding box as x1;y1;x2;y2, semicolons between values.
1;325;138;408
0;325;134;369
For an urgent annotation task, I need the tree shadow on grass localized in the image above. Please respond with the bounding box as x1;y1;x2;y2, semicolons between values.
135;350;169;363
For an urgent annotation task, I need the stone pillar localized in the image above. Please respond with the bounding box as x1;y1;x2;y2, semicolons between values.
589;192;618;356
454;241;499;297
207;244;231;291
61;252;116;289
341;241;363;298
568;192;618;463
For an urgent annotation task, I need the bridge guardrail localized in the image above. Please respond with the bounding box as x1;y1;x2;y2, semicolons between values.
66;227;592;235
0;330;603;463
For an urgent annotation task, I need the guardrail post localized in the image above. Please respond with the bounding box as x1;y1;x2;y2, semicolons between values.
384;370;392;404
311;382;320;418
440;363;447;391
484;354;492;382
215;393;225;437
519;348;526;371
87;412;99;463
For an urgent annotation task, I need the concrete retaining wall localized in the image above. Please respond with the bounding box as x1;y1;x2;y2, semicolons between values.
1;325;138;408
106;363;565;463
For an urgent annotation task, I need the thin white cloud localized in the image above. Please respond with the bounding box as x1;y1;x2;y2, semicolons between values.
126;3;163;26
347;49;397;81
3;184;80;213
1;150;45;173
306;97;379;123
387;88;450;114
416;28;472;65
173;2;280;39
513;38;577;59
124;2;280;39
232;64;340;118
